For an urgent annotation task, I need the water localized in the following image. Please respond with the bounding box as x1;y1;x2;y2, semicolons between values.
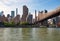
0;28;60;41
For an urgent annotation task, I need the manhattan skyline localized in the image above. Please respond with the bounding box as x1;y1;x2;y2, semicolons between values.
0;0;60;17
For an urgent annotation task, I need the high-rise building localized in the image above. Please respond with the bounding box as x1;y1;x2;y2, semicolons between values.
0;11;4;16
27;14;33;23
54;16;60;24
13;15;20;24
38;11;43;21
11;11;15;18
7;14;11;22
1;15;8;22
56;16;60;23
35;10;37;22
21;5;28;22
7;14;10;18
16;8;18;16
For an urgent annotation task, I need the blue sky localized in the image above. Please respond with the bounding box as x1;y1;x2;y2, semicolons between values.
0;0;60;17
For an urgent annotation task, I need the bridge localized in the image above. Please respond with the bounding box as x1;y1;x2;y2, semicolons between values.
34;7;60;24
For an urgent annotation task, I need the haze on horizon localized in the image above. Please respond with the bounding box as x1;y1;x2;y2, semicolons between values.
0;0;60;17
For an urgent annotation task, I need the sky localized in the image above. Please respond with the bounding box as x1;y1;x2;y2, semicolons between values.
0;0;60;17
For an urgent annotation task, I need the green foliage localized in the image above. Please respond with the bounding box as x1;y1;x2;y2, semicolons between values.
3;21;16;27
20;22;29;25
3;21;32;27
16;22;20;26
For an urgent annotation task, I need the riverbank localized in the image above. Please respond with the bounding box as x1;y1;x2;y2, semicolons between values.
0;25;59;28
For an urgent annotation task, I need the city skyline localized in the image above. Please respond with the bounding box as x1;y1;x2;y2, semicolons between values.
0;0;60;17
0;4;60;27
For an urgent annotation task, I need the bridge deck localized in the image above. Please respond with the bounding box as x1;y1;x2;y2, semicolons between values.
34;7;60;24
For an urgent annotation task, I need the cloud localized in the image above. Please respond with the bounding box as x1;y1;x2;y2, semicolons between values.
0;0;17;6
0;0;33;6
0;2;11;16
0;0;59;18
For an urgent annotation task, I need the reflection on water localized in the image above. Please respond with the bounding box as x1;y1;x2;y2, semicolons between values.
0;28;60;41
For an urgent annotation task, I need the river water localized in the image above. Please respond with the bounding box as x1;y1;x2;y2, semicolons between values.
0;28;60;41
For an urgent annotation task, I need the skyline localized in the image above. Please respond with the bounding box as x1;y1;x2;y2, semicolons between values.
0;0;60;17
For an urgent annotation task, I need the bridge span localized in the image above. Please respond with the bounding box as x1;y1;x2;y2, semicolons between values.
34;7;60;24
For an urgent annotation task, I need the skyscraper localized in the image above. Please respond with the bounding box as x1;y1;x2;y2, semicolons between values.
7;14;11;22
13;15;20;24
27;14;33;23
0;11;4;16
11;11;15;18
35;10;37;22
38;11;43;21
16;8;18;16
54;16;60;24
21;5;28;22
7;14;10;18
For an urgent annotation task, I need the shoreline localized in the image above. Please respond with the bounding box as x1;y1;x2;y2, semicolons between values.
0;25;59;28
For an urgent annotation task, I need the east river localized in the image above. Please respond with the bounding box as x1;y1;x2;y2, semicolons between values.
0;28;60;41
